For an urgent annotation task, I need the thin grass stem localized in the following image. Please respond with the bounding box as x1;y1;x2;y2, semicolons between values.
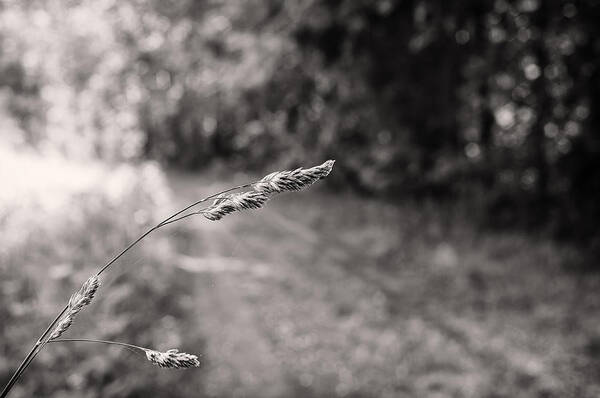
1;160;334;396
0;181;257;398
49;338;147;352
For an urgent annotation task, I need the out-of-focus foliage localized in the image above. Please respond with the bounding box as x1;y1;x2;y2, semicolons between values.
1;0;599;245
288;0;600;245
3;1;600;395
0;150;206;397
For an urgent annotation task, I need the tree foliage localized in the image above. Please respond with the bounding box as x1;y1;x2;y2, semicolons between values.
0;0;598;245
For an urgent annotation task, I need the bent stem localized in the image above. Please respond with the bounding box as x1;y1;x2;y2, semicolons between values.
1;159;335;396
49;338;148;353
0;181;257;398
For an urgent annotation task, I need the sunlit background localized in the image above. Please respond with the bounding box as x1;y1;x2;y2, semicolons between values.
1;0;599;397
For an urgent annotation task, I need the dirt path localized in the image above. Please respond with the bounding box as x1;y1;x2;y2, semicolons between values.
165;172;596;398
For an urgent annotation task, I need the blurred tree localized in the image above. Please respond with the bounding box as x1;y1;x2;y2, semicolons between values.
0;0;599;248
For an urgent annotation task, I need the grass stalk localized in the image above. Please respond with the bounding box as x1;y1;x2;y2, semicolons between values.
0;182;257;398
0;160;334;397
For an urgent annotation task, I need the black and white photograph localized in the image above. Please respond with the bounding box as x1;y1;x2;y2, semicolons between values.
1;1;599;397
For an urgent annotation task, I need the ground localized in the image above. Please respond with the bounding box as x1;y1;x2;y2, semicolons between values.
1;156;599;398
161;170;600;398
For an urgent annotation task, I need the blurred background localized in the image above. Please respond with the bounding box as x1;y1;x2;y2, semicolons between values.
1;0;599;397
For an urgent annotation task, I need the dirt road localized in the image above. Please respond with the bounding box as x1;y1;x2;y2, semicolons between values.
165;172;598;398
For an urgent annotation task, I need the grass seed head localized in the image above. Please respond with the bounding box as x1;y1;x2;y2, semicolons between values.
49;275;100;340
202;191;269;221
253;160;335;194
144;348;200;369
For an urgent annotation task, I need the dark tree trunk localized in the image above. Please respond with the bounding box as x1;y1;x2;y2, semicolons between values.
530;0;552;223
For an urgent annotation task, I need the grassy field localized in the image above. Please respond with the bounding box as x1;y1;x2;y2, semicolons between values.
1;153;599;397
